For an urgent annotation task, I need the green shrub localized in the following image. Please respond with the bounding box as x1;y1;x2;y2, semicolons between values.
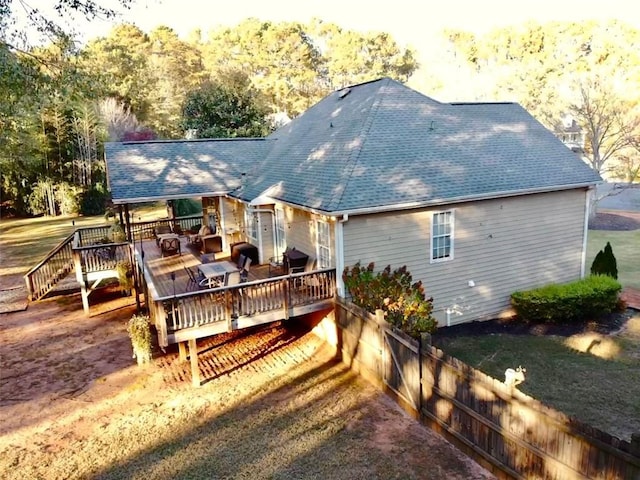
81;186;109;215
343;262;437;337
590;241;618;279
510;275;622;323
174;198;202;217
127;314;152;365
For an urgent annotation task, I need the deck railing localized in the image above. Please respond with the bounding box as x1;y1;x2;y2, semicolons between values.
72;226;132;274
147;268;336;346
130;215;202;240
24;232;76;300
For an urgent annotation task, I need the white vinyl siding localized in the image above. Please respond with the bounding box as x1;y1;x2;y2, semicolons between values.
431;211;454;262
342;189;588;326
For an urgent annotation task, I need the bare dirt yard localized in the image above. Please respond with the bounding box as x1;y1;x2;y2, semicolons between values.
0;289;494;480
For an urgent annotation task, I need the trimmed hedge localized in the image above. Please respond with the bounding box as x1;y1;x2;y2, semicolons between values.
510;275;622;323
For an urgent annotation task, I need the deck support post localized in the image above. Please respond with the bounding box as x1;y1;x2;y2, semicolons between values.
188;338;200;387
80;284;89;314
178;341;187;362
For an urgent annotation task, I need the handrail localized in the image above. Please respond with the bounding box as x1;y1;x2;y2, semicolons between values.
24;231;76;277
154;267;336;302
24;232;77;301
155;268;336;335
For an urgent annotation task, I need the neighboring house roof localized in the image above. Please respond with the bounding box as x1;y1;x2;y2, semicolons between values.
105;77;601;212
105;138;271;203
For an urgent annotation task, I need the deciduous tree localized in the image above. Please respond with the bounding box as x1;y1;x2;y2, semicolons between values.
181;72;271;138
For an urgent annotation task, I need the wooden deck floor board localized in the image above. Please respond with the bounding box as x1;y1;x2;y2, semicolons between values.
138;238;272;298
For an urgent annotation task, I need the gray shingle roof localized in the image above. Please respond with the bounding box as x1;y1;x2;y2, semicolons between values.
238;78;601;212
105;138;271;203
105;78;601;212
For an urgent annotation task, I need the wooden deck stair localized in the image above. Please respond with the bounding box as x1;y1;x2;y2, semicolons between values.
24;233;76;301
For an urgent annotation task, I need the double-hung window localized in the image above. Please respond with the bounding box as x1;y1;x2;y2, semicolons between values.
244;208;258;244
431;211;454;262
316;220;331;268
275;208;286;257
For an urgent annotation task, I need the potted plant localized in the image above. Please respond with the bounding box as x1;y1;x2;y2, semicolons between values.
116;261;134;295
109;223;126;243
126;314;152;365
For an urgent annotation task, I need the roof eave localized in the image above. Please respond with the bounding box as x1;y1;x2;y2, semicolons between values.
327;182;601;217
111;191;231;205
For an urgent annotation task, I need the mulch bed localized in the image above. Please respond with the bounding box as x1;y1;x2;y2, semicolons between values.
432;308;636;340
589;211;640;231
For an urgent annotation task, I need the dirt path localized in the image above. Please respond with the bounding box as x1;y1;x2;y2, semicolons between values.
0;292;494;480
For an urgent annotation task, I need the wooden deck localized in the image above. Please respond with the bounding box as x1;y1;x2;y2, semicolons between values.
135;236;337;353
137;237;272;298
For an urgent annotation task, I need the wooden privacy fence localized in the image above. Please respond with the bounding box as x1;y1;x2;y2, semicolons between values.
335;298;640;480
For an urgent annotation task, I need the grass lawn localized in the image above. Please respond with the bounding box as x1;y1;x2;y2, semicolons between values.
434;224;640;441
0;203;166;283
586;229;640;289
433;323;640;440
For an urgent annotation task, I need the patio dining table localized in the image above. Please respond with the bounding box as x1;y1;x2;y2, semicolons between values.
198;261;240;287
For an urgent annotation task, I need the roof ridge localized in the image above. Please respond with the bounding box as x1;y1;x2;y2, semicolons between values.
450;101;516;106
115;137;268;146
328;78;390;211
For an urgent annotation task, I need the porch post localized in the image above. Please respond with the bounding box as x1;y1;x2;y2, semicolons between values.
188;339;200;387
123;204;132;243
178;342;187;362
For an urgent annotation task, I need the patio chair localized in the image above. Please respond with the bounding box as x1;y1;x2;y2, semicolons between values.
201;234;223;254
154;225;172;246
237;254;247;271
240;258;252;282
187;224;213;246
268;247;291;276
184;266;208;290
225;270;242;287
160;237;181;257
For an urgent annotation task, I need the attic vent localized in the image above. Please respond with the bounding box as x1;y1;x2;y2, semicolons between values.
338;87;351;99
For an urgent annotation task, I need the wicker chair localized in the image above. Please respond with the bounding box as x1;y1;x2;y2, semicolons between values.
160;237;181;257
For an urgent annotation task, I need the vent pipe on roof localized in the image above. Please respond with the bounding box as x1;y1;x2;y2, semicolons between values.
338;87;351;99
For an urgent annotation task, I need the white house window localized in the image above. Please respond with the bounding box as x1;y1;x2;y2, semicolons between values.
275;208;286;257
431;211;454;262
244;208;258;243
316;220;331;268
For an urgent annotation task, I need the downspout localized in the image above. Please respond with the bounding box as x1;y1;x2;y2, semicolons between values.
580;186;594;278
335;214;348;297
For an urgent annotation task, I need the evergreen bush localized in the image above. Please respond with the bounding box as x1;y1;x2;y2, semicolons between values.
590;241;618;279
343;262;437;337
510;275;621;323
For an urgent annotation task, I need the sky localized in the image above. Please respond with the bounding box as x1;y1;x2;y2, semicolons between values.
86;0;640;47
27;0;640;100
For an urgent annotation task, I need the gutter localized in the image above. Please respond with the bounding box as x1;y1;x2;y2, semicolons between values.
325;182;601;218
112;191;230;205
